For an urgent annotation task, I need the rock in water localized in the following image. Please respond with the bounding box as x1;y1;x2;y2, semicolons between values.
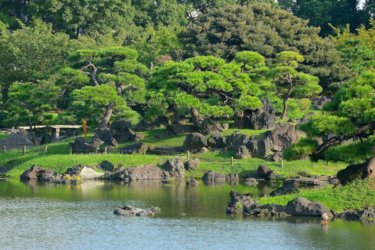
114;205;161;217
285;197;333;218
163;158;185;179
20;165;62;182
105;165;164;182
79;167;104;180
202;171;226;184
337;157;375;185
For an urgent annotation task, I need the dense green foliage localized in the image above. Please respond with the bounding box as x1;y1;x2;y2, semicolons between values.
180;3;351;91
0;1;373;164
278;0;372;36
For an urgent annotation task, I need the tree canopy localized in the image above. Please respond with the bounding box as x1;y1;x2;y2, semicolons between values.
179;3;351;91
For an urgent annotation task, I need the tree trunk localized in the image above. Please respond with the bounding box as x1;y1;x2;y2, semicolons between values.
191;107;201;126
29;123;38;145
281;98;288;120
99;102;115;129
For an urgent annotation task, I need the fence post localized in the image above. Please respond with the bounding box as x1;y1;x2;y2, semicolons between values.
104;147;108;154
23;145;26;155
281;159;284;168
231;157;234;166
70;146;73;155
187;150;190;161
44;145;48;155
2;145;6;153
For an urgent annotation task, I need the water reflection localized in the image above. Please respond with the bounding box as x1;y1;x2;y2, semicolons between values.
0;180;374;249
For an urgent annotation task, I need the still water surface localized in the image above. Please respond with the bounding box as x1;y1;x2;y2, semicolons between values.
0;180;374;250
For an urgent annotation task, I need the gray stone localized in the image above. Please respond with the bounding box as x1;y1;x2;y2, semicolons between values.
235;99;276;130
244;178;258;187
234;146;251;159
202;171;226;184
285;197;333;218
207;132;226;149
185;159;200;171
183;133;208;153
93;128;118;147
100;160;115;171
20;165;62;182
121;143;149;155
226;132;250;150
114;205;161;217
111;120;138;142
164;158;185;179
105;165;164;182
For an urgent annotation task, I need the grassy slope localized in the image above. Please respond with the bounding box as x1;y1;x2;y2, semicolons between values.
0;128;346;179
2;128;370;212
260;179;375;212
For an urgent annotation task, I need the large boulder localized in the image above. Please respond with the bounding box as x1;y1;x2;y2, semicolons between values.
114;205;161;217
202;171;226;184
336;209;375;223
207;132;226;149
121;143;149;155
226;191;256;214
110;120;141;142
100;160;115;172
196;118;225;135
105;165;164;182
256;165;277;180
79;167;104;180
226;132;250;150
234;146;250;159
337;158;375;185
183;133;208;153
93;128;118;147
20;165;62;182
185;159;200;171
252;123;305;160
235;99;276;130
70;137;103;154
285;197;333;218
163;158;185;179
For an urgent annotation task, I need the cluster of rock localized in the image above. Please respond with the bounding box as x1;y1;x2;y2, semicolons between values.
181;123;305;161
336;209;375;223
226;191;374;223
70;119;144;154
226;191;333;218
103;157;199;183
114;205;161;217
20;165;104;183
234;99;276;130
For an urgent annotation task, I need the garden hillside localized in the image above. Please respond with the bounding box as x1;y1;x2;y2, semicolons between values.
0;1;374;213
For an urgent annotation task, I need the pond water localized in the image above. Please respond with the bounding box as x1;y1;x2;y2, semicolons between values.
0;180;374;250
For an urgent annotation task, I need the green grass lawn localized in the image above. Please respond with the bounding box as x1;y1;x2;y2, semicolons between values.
0;128;347;180
259;179;375;212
